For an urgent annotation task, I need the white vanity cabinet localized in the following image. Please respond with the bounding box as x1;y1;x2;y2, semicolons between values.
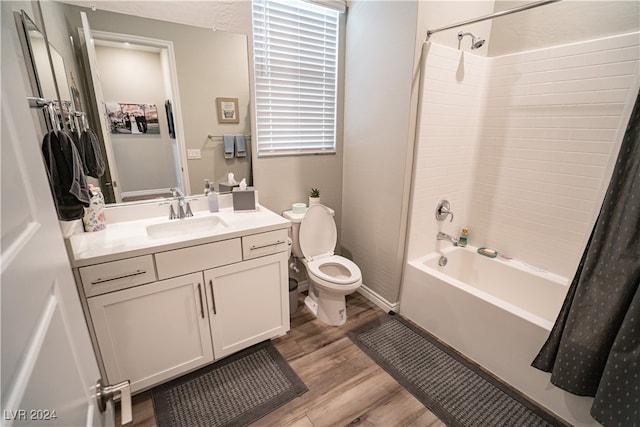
75;222;291;394
87;272;214;392
205;253;289;358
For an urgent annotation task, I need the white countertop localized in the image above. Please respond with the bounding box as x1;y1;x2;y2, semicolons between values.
68;205;291;268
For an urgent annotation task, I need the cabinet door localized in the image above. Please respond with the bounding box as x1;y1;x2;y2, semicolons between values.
88;272;214;392
204;253;289;359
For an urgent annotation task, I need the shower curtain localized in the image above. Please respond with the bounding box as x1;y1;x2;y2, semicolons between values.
532;90;640;427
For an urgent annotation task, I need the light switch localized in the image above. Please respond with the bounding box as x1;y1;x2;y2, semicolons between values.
187;149;201;159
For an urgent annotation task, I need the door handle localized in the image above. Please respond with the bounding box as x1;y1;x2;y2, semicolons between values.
96;378;132;425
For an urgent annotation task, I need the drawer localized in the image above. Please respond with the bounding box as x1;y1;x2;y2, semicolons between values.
80;255;157;297
242;229;289;260
155;238;242;280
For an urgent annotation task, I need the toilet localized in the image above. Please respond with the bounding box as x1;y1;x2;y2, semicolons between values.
283;205;362;326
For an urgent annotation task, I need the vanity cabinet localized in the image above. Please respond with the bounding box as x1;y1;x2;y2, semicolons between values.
78;227;290;393
87;272;214;392
205;253;289;358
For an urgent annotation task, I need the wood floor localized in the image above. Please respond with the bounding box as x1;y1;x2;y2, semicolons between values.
118;292;446;427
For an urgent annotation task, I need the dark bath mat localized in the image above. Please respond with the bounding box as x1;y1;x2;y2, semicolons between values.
152;340;307;427
347;315;570;427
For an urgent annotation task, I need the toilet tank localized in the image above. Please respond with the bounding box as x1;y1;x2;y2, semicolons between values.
283;210;305;259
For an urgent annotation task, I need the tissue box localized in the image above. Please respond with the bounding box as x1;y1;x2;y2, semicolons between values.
219;183;239;194
232;188;257;211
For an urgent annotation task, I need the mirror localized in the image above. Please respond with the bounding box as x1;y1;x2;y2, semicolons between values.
20;12;58;103
68;6;253;205
49;44;74;112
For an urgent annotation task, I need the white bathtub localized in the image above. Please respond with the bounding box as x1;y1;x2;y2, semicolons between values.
399;246;598;426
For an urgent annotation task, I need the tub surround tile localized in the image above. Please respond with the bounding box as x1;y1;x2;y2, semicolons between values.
409;32;640;277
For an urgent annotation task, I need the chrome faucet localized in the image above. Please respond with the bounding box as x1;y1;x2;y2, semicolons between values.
437;232;459;246
169;188;192;220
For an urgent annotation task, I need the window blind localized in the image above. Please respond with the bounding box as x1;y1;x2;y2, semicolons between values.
252;0;339;156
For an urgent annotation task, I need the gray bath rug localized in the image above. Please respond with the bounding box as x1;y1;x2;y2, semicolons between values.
152;340;307;427
347;315;570;427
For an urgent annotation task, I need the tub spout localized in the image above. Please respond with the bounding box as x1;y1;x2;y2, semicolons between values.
437;232;459;246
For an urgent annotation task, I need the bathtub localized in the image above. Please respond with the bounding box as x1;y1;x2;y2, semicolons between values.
399;246;598;426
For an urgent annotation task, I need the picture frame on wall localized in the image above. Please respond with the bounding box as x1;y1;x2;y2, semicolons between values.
105;102;159;135
216;97;240;123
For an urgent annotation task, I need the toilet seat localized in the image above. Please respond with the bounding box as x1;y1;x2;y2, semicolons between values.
299;205;362;286
306;255;361;285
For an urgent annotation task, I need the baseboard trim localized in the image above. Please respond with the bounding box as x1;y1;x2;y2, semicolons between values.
357;284;399;313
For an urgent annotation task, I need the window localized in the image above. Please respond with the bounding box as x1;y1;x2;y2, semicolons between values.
252;0;339;156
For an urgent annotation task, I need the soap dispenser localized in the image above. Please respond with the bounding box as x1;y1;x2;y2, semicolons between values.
208;183;219;213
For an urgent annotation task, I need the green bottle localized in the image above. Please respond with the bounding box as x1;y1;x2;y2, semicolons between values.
459;228;469;247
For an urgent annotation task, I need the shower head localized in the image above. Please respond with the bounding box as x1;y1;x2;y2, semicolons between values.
458;31;485;50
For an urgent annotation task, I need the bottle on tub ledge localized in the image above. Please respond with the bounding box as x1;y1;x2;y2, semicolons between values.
458;227;469;247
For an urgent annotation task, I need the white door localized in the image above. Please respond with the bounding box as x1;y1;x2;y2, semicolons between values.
1;21;111;426
78;11;122;203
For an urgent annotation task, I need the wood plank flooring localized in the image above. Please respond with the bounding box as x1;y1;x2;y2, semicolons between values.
117;292;446;427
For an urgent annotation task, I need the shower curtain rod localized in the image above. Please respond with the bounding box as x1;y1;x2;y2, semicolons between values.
425;0;561;40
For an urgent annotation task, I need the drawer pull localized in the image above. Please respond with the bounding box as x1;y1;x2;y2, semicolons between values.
250;240;285;251
197;283;205;319
90;269;147;285
209;280;217;315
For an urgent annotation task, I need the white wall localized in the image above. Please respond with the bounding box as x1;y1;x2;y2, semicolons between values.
489;0;640;56
342;0;418;305
417;1;495;54
407;32;640;278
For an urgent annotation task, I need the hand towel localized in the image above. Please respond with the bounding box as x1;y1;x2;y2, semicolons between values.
41;130;91;221
81;128;106;178
235;134;247;157
223;134;234;159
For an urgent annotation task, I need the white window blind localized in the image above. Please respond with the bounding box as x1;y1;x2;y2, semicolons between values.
252;0;339;156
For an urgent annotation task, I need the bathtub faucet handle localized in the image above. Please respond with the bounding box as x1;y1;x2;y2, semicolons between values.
436;200;454;222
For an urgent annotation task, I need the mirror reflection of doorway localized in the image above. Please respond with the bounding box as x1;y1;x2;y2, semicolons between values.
80;18;187;203
93;36;184;202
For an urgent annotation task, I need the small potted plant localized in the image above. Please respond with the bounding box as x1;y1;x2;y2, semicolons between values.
309;187;321;206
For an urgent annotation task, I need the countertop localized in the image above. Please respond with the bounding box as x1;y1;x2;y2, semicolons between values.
68;205;291;268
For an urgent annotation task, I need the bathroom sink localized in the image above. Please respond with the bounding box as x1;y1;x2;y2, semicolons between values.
146;215;230;239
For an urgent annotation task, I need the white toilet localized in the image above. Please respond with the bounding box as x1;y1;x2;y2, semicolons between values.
283;205;362;326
